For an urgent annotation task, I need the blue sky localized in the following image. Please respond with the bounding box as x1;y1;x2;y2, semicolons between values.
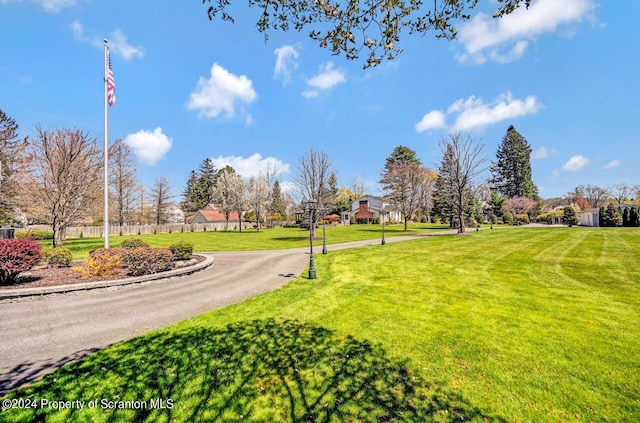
1;0;638;200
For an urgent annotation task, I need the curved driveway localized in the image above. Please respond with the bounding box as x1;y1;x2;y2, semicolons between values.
0;233;448;395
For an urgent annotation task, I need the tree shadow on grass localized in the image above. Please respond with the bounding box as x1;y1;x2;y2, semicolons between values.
2;319;505;422
272;236;309;242
0;347;101;396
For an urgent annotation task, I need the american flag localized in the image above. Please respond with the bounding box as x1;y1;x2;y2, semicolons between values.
107;51;116;107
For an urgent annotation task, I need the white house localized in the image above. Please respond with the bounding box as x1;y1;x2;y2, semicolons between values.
341;195;401;224
165;203;185;224
578;208;599;227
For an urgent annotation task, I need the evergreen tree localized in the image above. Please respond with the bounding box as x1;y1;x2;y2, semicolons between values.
0;109;29;223
384;145;421;168
600;204;622;227
380;146;426;231
195;158;217;207
491;125;537;199
432;133;486;234
563;206;578;227
181;158;219;213
488;191;506;219
269;180;287;218
432;144;456;225
181;170;200;214
622;207;630;227
630;207;640;227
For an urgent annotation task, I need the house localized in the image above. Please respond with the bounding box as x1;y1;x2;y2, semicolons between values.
578;208;599;227
189;204;249;230
165;203;185;224
341;195;401;224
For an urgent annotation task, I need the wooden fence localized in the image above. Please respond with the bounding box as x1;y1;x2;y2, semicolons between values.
25;221;297;238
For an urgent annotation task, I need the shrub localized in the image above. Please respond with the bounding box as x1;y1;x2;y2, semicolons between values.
0;238;44;285
503;212;514;225
15;229;54;240
44;247;73;268
536;212;552;224
169;241;194;260
514;214;530;225
120;238;150;250
564;206;579;227
74;248;125;278
123;247;174;276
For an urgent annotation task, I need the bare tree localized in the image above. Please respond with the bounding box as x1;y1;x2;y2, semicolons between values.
350;177;367;199
437;132;487;234
294;149;333;237
150;176;172;225
135;183;150;224
415;168;437;222
212;168;244;231
28;128;102;246
246;174;270;232
109;139;139;226
581;184;609;209
381;161;429;231
609;183;633;206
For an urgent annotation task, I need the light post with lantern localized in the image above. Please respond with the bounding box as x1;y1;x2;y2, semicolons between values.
321;205;328;254
381;204;386;245
304;200;318;279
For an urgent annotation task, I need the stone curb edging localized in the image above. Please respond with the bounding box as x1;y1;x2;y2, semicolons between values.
0;254;215;300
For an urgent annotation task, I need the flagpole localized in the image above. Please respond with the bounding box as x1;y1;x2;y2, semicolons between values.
103;39;110;248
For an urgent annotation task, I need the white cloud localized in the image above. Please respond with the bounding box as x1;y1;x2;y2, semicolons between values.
70;20;83;39
302;62;346;97
210;154;290;179
279;181;297;194
187;63;257;119
124;127;172;166
457;0;594;64
452;92;541;131
532;146;551;159
604;160;621;169
416;91;541;132
274;45;299;84
108;29;145;61
562;155;589;171
71;21;145;61
415;110;446;133
302;90;320;99
1;0;77;13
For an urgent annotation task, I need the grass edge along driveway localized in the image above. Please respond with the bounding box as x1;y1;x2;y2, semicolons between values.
57;223;450;259
3;227;639;422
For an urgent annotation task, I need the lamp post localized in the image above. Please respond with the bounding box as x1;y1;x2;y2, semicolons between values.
304;200;317;279
381;205;386;245
321;206;327;255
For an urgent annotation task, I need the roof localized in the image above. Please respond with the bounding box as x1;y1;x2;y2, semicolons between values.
190;207;244;223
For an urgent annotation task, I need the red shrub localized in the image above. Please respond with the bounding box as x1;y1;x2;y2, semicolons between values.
0;238;44;285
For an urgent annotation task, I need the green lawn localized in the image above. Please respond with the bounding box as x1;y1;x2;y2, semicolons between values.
59;223;450;259
4;227;639;422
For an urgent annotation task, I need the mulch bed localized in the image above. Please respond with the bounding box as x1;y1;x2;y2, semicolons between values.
0;255;206;290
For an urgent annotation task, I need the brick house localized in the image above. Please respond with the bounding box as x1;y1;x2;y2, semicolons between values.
341;196;401;224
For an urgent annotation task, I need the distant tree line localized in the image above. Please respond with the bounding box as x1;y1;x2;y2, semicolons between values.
4;105;639;244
